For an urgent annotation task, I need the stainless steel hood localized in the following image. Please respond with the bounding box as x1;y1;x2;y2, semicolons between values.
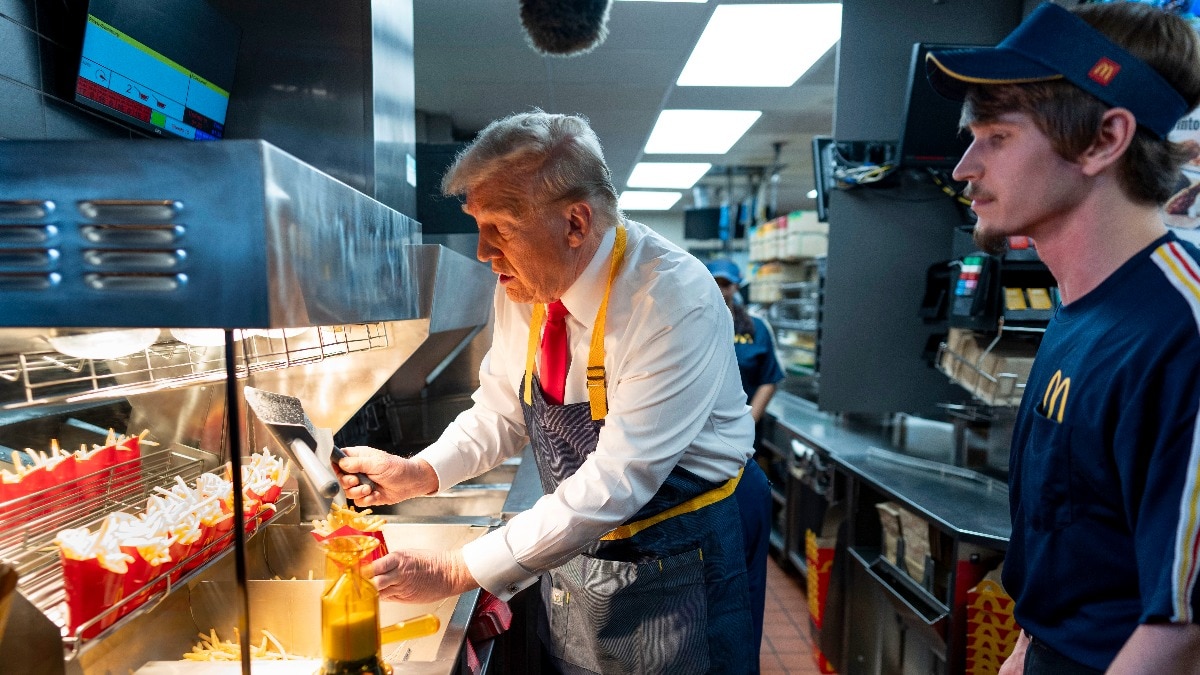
0;139;443;329
0;139;494;470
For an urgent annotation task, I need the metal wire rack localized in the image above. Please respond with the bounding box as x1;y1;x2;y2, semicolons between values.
0;323;389;409
0;446;208;575
61;490;298;656
935;321;1040;408
766;281;821;332
935;342;1025;408
0;446;296;652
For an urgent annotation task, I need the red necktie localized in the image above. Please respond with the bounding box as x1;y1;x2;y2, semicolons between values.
540;300;570;405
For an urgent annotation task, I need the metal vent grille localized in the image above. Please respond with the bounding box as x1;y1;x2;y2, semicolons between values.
0;200;59;291
75;200;188;292
76;200;182;221
0;200;55;219
0;199;192;295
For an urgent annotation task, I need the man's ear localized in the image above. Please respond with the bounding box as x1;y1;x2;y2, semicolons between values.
564;201;593;248
1079;107;1136;177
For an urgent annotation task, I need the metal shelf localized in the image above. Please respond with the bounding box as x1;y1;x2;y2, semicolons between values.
0;445;297;657
850;546;949;640
63;491;298;657
935;319;1039;409
777;344;816;353
0;447;209;577
772;319;818;333
0;323;389;410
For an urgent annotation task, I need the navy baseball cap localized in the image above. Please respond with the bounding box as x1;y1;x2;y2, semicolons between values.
926;2;1189;139
705;259;743;285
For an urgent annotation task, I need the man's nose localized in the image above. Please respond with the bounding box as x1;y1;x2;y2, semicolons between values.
952;140;980;183
477;236;497;263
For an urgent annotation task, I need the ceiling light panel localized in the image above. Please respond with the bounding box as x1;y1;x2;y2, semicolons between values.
644;109;762;154
616;0;707;3
628;162;712;188
678;4;842;87
618;191;683;211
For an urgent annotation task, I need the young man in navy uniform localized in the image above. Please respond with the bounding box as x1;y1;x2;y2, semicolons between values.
927;3;1200;673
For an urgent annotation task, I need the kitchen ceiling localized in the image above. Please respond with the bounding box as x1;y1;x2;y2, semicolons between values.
412;0;838;218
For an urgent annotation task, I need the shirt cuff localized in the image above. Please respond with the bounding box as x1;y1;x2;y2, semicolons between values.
463;527;540;601
414;439;470;493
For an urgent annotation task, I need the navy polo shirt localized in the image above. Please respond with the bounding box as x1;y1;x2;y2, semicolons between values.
1004;233;1200;670
735;315;785;400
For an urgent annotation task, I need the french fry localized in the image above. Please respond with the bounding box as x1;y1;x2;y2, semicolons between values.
183;628;305;660
310;502;389;562
55;448;289;627
311;502;386;534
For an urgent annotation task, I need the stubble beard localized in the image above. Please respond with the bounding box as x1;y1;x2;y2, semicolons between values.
973;223;1009;255
964;184;1007;255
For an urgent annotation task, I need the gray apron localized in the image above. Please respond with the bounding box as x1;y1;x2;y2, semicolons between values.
520;227;755;675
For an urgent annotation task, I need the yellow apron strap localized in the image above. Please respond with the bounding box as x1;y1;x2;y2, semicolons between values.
600;468;743;541
587;225;626;421
523;303;546;407
522;225;627;418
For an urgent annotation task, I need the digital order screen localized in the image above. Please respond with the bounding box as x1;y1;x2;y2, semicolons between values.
75;0;239;140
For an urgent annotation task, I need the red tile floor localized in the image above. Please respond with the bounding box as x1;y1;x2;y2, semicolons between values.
760;557;826;675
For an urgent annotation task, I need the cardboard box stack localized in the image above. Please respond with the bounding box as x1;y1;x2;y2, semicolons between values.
939;328;1036;407
875;501;932;583
896;506;932;583
784;210;828;259
876;501;903;567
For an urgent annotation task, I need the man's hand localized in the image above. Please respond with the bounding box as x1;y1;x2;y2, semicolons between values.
998;630;1029;675
335;446;439;506
370;549;478;603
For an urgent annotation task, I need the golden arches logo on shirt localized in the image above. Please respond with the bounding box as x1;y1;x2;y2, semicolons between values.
1040;370;1071;423
734;333;755;345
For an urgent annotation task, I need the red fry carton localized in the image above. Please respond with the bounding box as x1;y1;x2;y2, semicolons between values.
311;524;389;563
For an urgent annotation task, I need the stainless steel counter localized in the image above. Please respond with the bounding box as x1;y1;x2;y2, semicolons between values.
501;445;543;518
71;520;488;675
766;392;1011;547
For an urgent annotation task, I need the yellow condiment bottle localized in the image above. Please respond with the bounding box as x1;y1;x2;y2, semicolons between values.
318;535;392;675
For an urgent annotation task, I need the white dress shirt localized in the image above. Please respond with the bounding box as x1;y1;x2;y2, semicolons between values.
415;219;755;599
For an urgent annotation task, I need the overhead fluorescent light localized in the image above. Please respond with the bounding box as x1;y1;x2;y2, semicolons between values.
628;162;712;189
678;4;842;87
644;110;761;154
618;191;683;211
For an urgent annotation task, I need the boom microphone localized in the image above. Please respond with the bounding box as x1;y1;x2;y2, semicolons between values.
520;0;614;56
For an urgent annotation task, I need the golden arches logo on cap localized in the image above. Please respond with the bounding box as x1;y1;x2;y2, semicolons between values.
1088;57;1121;86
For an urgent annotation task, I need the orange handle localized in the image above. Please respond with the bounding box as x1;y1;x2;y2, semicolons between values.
380;613;440;644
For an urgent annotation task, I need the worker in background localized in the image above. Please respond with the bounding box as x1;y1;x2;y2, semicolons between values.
927;3;1200;674
706;258;785;425
337;110;771;674
703;257;780;658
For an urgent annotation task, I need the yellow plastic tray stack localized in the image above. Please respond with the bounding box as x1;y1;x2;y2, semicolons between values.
965;578;1020;675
